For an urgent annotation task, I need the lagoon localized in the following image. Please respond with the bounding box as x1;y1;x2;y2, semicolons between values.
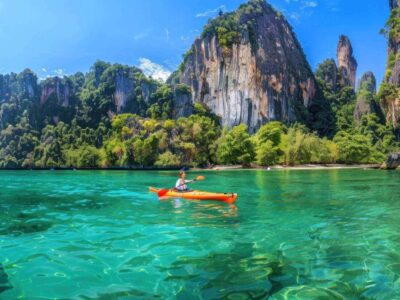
0;169;399;299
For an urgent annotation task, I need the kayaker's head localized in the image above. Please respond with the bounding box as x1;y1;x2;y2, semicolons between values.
179;171;186;179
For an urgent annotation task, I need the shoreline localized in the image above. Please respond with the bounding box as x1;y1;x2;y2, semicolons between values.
197;164;382;171
0;164;383;171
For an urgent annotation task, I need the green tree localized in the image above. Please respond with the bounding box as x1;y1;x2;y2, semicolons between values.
333;131;372;163
256;140;280;166
217;124;255;166
155;151;180;167
133;134;159;166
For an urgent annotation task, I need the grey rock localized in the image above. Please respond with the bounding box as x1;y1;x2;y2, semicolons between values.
40;77;72;107
382;1;400;128
357;71;376;94
354;72;380;122
173;86;193;118
389;60;400;87
174;1;316;132
114;69;135;112
382;152;400;169
390;0;399;9
337;35;358;88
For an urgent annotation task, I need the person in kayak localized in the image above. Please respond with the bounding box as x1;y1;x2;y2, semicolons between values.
175;171;193;192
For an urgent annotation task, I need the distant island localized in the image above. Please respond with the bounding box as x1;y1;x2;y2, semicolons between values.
0;0;399;169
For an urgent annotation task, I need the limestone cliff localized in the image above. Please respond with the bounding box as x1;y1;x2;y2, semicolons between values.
380;0;400;129
0;69;39;102
40;77;72;107
354;72;382;122
357;72;377;94
171;0;316;132
337;35;358;88
86;63;158;114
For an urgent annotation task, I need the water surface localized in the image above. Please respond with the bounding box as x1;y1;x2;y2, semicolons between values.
0;169;399;299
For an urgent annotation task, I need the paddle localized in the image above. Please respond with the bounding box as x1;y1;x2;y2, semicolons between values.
157;175;205;197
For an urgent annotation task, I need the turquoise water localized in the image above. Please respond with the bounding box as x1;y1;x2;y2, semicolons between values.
0;169;399;299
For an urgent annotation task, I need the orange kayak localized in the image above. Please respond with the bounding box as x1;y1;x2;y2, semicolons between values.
149;187;237;204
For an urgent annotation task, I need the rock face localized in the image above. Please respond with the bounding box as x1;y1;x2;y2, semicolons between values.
337;35;358;88
173;86;193;118
172;0;316;132
357;72;376;94
390;0;399;9
0;70;39;102
40;77;72;107
91;64;157;114
382;152;400;169
114;69;135;112
354;72;380;121
380;0;400;129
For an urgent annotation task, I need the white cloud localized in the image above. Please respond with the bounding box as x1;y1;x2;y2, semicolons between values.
54;68;66;77
302;1;317;8
138;58;171;82
133;32;149;41
165;29;170;42
282;0;318;22
195;5;226;18
41;68;47;73
289;12;301;20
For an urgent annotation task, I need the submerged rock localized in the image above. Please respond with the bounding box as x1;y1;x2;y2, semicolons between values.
0;220;52;236
0;264;12;294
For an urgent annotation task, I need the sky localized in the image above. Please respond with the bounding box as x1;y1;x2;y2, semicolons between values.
0;0;390;84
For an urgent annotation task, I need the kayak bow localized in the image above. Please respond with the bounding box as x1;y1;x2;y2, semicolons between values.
149;187;237;204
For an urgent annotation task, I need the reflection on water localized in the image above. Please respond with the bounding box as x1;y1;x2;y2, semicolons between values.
0;169;399;299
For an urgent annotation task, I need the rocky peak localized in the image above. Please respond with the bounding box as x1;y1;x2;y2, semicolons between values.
315;59;339;93
0;70;39;102
354;72;382;122
357;72;376;94
114;68;135;113
40;76;72;107
19;69;38;99
172;0;316;132
337;35;358;88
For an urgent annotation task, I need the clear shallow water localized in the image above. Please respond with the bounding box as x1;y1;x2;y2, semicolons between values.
0;169;399;299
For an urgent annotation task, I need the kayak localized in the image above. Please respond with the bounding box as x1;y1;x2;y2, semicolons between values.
149;187;238;204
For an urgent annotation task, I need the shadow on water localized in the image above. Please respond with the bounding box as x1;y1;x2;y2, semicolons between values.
0;212;53;236
0;264;12;294
0;219;53;236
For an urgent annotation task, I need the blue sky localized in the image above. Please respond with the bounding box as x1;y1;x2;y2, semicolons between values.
0;0;389;83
